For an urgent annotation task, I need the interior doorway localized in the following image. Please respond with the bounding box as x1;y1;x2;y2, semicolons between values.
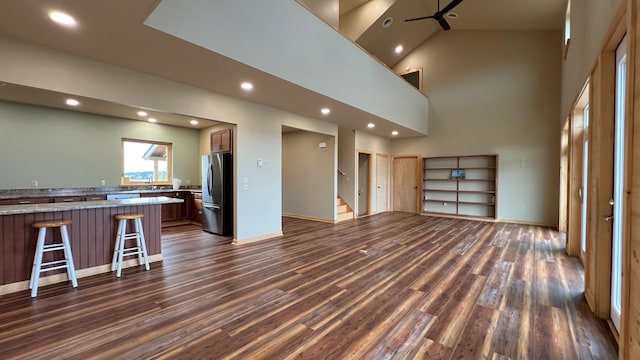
357;152;372;216
392;155;419;213
376;153;389;212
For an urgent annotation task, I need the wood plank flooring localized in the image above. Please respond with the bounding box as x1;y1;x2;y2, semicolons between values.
0;213;617;359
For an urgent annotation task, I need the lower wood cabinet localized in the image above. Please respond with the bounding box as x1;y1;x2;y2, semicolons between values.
141;191;190;223
192;192;202;224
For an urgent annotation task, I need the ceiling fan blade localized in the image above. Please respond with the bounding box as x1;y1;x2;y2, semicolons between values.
439;0;463;15
437;16;451;30
405;15;435;22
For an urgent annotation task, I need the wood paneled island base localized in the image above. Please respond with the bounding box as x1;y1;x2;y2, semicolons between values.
0;197;181;295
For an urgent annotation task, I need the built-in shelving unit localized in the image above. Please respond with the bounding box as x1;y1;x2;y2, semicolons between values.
422;155;498;219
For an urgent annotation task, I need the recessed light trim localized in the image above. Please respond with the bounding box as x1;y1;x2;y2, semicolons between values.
321;108;331;115
148;118;157;123
190;119;199;125
65;98;79;106
367;123;375;129
391;130;399;136
49;11;77;27
241;82;254;91
395;45;403;54
382;17;393;28
137;111;148;117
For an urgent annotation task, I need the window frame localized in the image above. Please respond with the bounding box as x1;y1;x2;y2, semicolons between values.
121;138;173;185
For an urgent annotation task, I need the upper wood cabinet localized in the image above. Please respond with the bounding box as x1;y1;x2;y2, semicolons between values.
210;129;233;153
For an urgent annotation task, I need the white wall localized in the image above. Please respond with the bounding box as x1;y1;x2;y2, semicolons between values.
393;30;562;226
0;101;200;189
561;0;623;118
282;131;336;221
146;0;428;135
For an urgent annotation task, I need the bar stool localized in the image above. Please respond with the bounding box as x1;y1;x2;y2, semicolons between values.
29;220;78;297
111;214;149;277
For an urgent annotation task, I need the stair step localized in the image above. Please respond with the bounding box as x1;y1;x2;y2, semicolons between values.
337;211;354;222
337;204;348;213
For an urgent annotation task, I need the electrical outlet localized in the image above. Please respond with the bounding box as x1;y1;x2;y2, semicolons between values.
31;180;38;187
100;179;106;186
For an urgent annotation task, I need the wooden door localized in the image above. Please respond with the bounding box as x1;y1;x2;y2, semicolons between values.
357;152;371;216
392;155;419;213
376;154;389;212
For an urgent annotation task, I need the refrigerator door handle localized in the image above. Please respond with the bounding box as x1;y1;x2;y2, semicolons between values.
207;165;213;196
203;204;221;210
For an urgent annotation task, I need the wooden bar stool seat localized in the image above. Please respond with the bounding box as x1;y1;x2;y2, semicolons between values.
111;214;149;277
29;220;78;297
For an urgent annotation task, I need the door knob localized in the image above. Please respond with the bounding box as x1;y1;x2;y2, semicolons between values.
609;198;614;206
603;214;613;221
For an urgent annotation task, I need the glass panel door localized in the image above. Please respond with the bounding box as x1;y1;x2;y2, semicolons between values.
611;35;627;332
581;105;589;256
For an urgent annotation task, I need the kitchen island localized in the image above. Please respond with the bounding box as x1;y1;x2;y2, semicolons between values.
0;196;182;295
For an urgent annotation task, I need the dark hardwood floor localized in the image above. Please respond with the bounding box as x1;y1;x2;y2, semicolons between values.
0;213;617;359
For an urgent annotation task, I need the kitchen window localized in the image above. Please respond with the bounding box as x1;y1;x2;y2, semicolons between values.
121;138;173;185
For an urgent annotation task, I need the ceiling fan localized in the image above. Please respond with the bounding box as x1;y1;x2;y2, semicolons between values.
405;0;463;31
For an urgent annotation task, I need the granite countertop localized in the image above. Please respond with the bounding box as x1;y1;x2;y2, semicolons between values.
0;187;202;200
0;196;184;215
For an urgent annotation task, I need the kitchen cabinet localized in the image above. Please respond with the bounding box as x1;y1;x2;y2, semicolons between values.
141;191;189;223
0;197;51;205
53;196;84;203
84;195;107;201
210;129;232;153
192;192;203;224
422;155;497;220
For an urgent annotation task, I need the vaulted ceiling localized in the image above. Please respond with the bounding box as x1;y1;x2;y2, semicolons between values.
338;0;565;67
0;0;565;133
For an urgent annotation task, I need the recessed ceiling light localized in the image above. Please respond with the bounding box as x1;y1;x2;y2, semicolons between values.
382;17;393;28
49;11;77;27
321;108;331;115
148;118;157;123
391;130;399;136
367;123;375;129
446;12;458;19
190;119;199;125
137;111;148;117
395;45;403;54
241;82;253;91
65;98;79;106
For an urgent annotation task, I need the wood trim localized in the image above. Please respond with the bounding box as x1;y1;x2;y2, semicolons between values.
623;0;638;358
584;51;615;320
397;67;423;91
232;231;283;245
0;254;163;296
282;213;334;224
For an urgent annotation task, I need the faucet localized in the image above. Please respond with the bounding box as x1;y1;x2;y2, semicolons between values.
149;176;156;190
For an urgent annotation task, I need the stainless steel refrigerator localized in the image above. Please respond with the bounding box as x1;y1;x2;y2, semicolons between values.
202;152;233;235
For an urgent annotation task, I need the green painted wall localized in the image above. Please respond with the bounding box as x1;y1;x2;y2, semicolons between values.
0;101;200;189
